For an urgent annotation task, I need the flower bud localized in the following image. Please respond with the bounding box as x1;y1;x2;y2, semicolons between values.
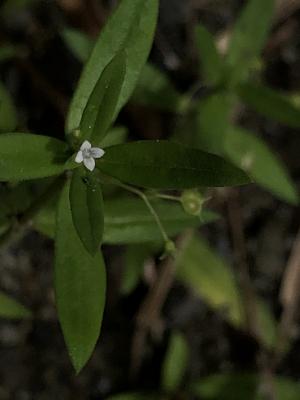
181;190;204;216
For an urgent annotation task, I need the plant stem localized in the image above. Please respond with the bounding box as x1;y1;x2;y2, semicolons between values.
113;181;170;243
154;193;181;202
95;171;171;243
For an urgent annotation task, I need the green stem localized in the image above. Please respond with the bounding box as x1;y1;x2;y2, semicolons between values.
154;193;181;202
96;172;170;243
115;181;170;243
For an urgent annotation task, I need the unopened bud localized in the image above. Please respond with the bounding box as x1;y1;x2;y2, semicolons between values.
181;190;204;216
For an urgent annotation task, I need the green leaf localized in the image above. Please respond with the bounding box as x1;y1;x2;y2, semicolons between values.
190;373;300;400
195;93;232;154
101;126;128;148
70;169;104;255
62;28;94;63
33;196;218;244
132;63;182;112
0;82;17;132
0;291;31;319
98;140;250;189
226;0;275;84
108;203;218;245
175;235;277;348
104;197;218;244
79;51;126;145
161;332;189;393
55;181;106;373
225;126;298;204
195;25;224;86
237;82;300;128
0;133;71;181
66;0;159;134
176;235;244;327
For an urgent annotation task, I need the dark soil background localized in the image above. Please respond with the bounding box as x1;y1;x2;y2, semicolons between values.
1;0;300;399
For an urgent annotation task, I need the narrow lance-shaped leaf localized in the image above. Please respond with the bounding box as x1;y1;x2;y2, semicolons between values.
66;0;159;134
33;196;218;244
62;28;94;63
226;0;275;85
176;235;277;348
101;126;128;148
0;291;31;319
70;168;104;255
55;181;106;373
195;92;233;155
161;332;189;393
0;133;71;181
190;373;300;400
97;140;251;189
195;24;224;86
225;126;299;205
132;63;182;112
237;82;300;128
79;51;126;146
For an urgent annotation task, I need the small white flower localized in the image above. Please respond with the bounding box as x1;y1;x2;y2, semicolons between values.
75;140;105;172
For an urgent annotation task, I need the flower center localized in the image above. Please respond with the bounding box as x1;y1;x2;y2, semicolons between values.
82;148;93;159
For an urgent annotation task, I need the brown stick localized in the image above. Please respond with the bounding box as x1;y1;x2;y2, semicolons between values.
227;189;277;400
275;229;300;360
130;233;191;381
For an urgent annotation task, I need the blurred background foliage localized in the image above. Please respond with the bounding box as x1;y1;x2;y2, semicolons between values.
1;0;300;399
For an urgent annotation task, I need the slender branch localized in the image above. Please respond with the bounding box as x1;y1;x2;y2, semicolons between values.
274;228;300;362
96;172;171;244
154;193;181;202
130;231;192;381
227;188;277;400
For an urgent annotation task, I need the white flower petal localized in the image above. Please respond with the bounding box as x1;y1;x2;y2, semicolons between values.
83;157;95;171
75;151;83;163
91;147;105;159
80;140;92;151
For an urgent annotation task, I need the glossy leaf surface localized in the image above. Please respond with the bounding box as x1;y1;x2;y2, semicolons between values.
196;24;224;86
237;83;300;128
33;196;218;244
105;197;218;244
226;0;275;84
55;181;106;372
70;169;104;255
0;133;70;181
79;51;126;145
98;140;250;189
225;126;299;204
66;0;158;133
